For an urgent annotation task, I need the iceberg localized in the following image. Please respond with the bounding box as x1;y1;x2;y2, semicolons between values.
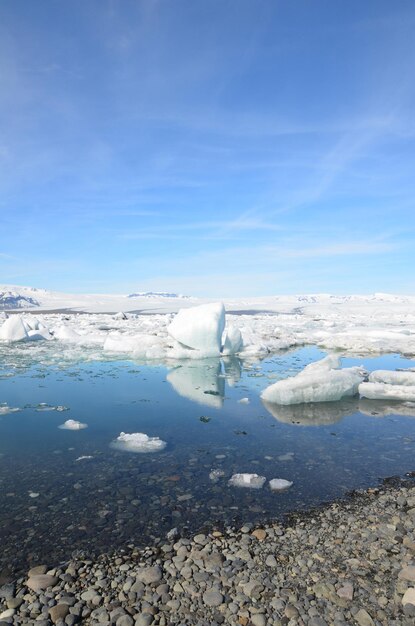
228;473;266;489
261;355;365;405
168;302;225;355
111;432;167;453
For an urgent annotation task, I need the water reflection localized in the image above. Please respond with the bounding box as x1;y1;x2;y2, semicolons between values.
167;359;226;408
359;399;415;418
262;397;359;426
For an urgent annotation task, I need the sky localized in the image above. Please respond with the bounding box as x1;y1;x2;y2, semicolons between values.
1;0;415;297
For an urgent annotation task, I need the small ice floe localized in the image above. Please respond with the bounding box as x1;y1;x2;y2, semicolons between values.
28;491;40;498
0;403;20;415
228;473;266;489
359;370;415;402
261;354;365;405
36;403;68;412
359;382;415;402
75;455;93;461
59;419;88;430
269;478;293;491
209;469;225;482
111;432;167;453
277;452;294;462
238;397;250;404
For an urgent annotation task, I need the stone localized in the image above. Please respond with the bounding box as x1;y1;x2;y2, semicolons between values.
251;615;266;626
137;566;162;585
203;589;223;607
134;615;154;626
6;597;23;609
252;529;267;541
337;582;354;601
28;565;48;577
49;604;70;623
402;587;415;607
26;574;58;592
116;615;134;626
355;608;375;626
0;609;15;620
399;566;415;582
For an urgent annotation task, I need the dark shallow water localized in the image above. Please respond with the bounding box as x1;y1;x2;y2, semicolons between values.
1;347;415;579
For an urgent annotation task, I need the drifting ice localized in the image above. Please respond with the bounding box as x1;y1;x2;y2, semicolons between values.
269;478;293;491
228;473;266;489
59;419;88;430
359;382;415;402
0;316;28;342
112;432;167;453
367;370;415;386
261;355;365;405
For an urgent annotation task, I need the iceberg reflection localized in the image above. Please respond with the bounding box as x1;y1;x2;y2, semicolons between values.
262;397;359;426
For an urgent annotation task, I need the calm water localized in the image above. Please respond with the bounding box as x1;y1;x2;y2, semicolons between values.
1;347;415;579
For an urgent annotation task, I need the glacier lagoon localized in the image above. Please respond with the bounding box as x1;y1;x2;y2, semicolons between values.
1;347;415;578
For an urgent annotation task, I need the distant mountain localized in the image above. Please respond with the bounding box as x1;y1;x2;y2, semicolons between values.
127;292;189;299
0;290;39;310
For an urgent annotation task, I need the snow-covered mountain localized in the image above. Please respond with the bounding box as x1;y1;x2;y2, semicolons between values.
127;292;189;299
0;289;39;309
0;284;414;315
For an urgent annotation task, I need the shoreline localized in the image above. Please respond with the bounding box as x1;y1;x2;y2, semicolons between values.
2;479;415;625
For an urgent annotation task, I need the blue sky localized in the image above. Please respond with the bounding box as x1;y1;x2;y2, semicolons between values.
1;1;414;297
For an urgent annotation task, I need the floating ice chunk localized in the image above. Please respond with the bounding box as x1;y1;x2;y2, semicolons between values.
0;403;20;415
209;469;225;481
75;455;94;461
269;478;293;491
59;419;88;430
114;311;128;320
168;302;225;355
27;328;53;341
359;382;415;402
238;397;250;404
36;403;69;412
0;316;29;342
28;491;40;498
104;333;165;359
222;326;243;355
228;473;266;489
368;370;415;386
112;432;167;453
261;361;365;406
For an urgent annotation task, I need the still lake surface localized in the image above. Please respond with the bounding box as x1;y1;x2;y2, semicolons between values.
1;346;415;578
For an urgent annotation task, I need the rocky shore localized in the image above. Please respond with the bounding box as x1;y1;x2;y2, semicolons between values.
1;481;415;626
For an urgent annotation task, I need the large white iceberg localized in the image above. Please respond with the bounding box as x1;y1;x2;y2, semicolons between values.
168;302;225;355
261;355;365;405
111;432;167;453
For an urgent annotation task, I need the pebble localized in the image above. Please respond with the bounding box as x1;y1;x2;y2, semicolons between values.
1;483;415;625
